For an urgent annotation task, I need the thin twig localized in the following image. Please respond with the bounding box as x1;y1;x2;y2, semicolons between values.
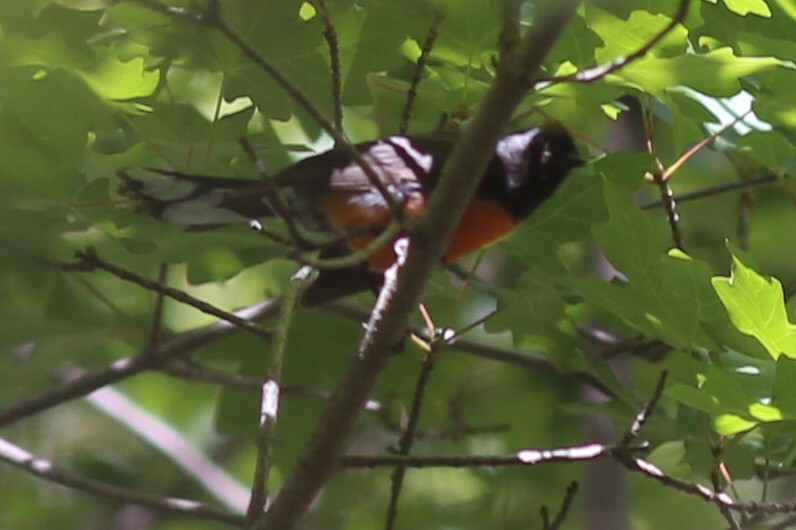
69;248;274;342
620;371;668;447
148;262;169;347
295;222;402;270
160;361;264;391
738;191;752;251
159;360;386;411
247;266;312;521
643;104;684;249
535;0;691;87
238;138;311;250
444;249;487;325
662;109;754;182
0;437;246;527
640;173;780;210
0;299;281;427
445;262;501;296
399;12;444;135
541;482;579;530
312;0;343;134
343;442;647;468
385;340;440;530
325;300;616;397
711;465;742;530
69;273;128;317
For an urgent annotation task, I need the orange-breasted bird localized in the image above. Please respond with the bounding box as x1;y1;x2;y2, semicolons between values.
120;125;582;306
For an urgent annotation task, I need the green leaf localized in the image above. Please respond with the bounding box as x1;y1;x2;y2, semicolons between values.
737;130;795;174
714;414;757;435
749;402;782;422
711;251;796;359
613;47;786;97
570;182;730;350
77;53;159;100
588;7;688;62
710;0;773;18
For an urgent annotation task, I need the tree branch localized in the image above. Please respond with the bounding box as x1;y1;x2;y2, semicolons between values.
311;0;343;134
399;12;444;135
247;267;311;521
62;249;274;342
385;338;440;530
326;301;616;397
541;482;579;530
640;173;780;210
0;437;246;527
257;3;581;529
0;299;281;427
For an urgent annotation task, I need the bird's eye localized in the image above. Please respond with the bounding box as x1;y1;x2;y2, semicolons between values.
540;144;552;165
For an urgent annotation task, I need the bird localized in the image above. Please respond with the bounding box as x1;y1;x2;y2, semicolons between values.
119;124;582;306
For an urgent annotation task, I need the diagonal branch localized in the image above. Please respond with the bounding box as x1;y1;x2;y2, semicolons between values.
399;12;444;135
311;0;344;134
247;267;311;522
257;3;581;529
0;299;281;428
385;339;440;530
541;482;579;530
0;437;246;527
61;248;274;342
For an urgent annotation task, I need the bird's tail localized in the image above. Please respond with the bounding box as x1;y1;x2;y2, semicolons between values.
118;168;275;228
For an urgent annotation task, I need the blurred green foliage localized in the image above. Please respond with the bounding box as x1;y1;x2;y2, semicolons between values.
0;1;794;529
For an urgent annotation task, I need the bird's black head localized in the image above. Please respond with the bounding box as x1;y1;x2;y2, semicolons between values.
486;125;583;220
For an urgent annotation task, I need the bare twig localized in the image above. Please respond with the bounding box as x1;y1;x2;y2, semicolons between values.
311;0;343;134
295;222;402;270
0;437;246;527
640;173;780;210
711;465;742;530
0;299;281;427
399;12;444;135
385;337;440;530
160;361;264;391
68;248;273;342
148;262;168;346
343;442;642;468
541;482;579;530
663;109;754;182
159;360;386;412
643;105;684;249
738;191;752;251
247;266;312;521
620;370;668;447
238;138;312;249
325;300;617;397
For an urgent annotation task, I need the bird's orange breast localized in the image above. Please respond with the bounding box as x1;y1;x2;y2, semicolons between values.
316;192;517;272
